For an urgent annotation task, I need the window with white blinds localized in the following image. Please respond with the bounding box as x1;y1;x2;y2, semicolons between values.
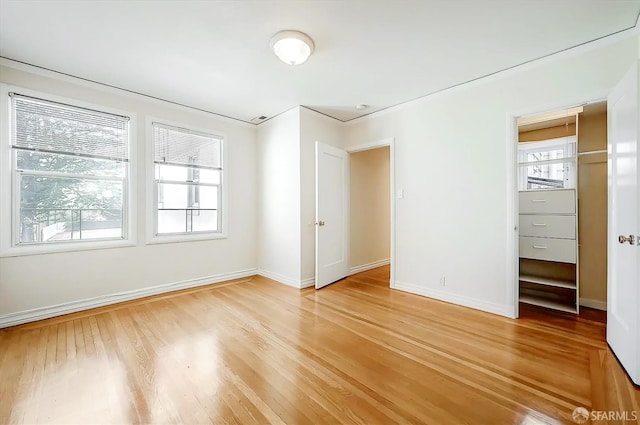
12;94;129;161
152;123;223;236
10;93;131;246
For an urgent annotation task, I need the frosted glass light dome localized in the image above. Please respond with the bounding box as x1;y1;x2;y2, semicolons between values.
270;30;314;65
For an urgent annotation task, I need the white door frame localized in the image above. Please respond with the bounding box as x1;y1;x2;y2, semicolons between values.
506;96;607;319
346;137;396;287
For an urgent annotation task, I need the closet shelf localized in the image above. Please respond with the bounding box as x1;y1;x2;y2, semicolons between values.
519;274;576;289
519;295;577;314
518;188;578;314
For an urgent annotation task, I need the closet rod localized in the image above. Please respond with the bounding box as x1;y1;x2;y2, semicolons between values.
577;149;607;156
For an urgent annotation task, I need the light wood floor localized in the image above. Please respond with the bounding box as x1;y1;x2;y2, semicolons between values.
0;266;638;424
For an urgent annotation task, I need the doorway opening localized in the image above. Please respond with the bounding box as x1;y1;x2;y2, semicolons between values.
314;139;395;289
513;101;608;319
346;139;395;288
349;145;391;285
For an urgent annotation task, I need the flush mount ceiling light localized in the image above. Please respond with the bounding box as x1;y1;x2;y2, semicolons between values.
270;30;314;65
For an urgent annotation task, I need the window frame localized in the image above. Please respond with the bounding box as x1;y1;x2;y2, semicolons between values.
518;135;577;191
0;84;137;257
145;116;227;244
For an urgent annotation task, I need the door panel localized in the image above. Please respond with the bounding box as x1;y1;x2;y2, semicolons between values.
607;60;639;385
315;142;349;289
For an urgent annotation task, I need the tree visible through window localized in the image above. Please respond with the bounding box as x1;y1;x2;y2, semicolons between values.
11;94;130;245
152;123;222;236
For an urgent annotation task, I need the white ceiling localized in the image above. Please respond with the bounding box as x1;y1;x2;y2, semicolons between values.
0;1;639;123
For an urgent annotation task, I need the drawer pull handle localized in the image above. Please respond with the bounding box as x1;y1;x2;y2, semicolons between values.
532;245;547;249
531;199;547;203
532;223;547;227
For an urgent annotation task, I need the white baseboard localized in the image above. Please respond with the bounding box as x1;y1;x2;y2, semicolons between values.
257;270;316;289
579;297;607;311
258;259;390;290
300;277;315;288
349;258;391;275
0;268;258;329
257;269;302;288
393;280;512;318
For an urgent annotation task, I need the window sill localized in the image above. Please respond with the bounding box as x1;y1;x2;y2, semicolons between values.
0;239;136;258
146;232;227;245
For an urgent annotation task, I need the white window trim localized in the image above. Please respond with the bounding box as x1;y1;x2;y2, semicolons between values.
0;84;137;257
145;116;228;245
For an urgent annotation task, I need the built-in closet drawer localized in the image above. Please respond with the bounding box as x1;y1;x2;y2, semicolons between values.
518;215;576;239
519;189;575;214
519;236;576;263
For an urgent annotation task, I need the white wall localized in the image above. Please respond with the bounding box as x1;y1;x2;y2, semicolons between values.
343;36;639;317
0;63;258;323
299;107;344;284
256;107;342;287
256;108;302;286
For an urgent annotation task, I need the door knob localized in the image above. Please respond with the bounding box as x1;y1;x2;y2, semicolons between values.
618;234;636;245
316;221;325;227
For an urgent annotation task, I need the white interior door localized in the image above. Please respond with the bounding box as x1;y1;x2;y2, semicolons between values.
315;141;349;289
607;60;639;385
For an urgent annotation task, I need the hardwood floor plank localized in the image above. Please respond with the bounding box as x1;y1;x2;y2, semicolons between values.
319;288;592;406
0;328;39;424
181;291;410;424
218;280;564;422
92;312;135;424
0;266;638;424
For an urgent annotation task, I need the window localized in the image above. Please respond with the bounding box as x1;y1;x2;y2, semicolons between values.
151;123;223;238
8;93;131;248
518;136;576;190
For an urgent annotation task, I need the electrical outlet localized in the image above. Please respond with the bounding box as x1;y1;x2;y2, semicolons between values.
439;276;446;286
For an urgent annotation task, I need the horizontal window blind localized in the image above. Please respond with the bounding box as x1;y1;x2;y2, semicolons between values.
153;123;222;170
11;93;129;162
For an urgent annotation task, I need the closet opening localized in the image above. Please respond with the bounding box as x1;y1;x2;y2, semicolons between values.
515;101;608;318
